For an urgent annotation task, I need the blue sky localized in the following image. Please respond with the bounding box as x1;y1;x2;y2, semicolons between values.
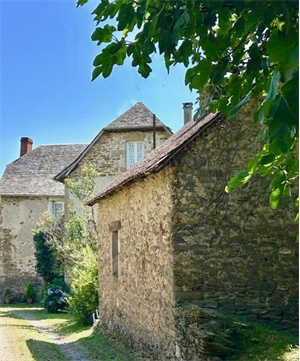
0;0;197;176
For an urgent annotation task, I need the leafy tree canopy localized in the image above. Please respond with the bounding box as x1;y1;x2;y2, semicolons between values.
77;0;298;213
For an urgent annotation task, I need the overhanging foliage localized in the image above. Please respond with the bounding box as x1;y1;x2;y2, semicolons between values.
77;0;298;214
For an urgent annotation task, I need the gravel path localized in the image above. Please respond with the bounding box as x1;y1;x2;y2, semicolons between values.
0;308;93;361
0;314;15;361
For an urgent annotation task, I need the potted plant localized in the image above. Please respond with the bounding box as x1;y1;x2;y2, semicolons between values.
23;282;35;303
3;288;12;304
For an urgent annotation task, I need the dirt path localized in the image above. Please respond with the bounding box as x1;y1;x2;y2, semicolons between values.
0;314;16;361
0;308;93;361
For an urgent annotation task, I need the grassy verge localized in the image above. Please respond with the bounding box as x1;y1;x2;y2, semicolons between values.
230;319;299;361
0;303;143;361
0;308;69;361
0;303;298;361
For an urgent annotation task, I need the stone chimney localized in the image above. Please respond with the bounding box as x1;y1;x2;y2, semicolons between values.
183;102;193;124
20;137;33;156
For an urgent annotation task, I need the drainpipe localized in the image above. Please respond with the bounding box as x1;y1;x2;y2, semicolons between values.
153;113;156;149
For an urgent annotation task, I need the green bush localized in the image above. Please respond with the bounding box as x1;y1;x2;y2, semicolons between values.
41;278;69;313
33;230;64;283
68;248;98;325
23;282;35;301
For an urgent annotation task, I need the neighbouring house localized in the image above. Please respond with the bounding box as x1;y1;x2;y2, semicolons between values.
0;102;172;299
55;102;173;214
0;138;86;300
87;107;298;360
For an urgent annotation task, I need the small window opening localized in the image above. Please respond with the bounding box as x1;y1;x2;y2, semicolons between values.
112;230;119;278
50;201;64;218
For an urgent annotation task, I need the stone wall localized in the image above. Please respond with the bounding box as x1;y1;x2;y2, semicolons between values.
96;168;177;359
64;129;172;287
71;129;170;181
171;110;298;335
67;128;171;227
0;195;62;301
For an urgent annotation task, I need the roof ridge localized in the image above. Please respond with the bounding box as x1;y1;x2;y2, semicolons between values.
104;102;167;129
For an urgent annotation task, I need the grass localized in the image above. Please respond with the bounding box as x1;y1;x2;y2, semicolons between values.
0;303;143;361
0;309;69;361
229;318;299;361
0;303;298;361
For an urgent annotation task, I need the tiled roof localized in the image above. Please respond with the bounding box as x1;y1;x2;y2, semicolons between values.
0;144;87;196
87;112;221;206
104;102;171;130
55;102;173;181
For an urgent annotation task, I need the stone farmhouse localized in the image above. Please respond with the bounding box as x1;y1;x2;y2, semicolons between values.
54;101;173;284
0;102;172;300
55;102;172;203
0;139;86;299
87;107;298;360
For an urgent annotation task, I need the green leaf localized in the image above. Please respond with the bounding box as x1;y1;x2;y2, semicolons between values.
267;118;289;144
290;44;299;64
248;42;260;61
92;0;110;23
189;59;211;90
227;91;252;119
225;170;251;193
174;10;190;30
91;67;102;81
233;16;245;37
260;153;275;167
210;60;228;85
92;41;127;78
269;138;284;155
212;96;228;114
226;75;242;107
177;39;193;67
115;45;127;65
265;70;281;102
77;0;89;6
277;73;299;125
138;61;152;78
269;187;283;209
269;171;286;192
266;29;298;64
158;29;172;54
247;154;261;174
244;4;267;32
256;100;272;124
91;25;116;45
117;3;136;31
218;7;231;34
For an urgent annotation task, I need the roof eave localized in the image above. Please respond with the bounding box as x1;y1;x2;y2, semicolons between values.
87;113;222;206
0;193;64;197
54;130;105;181
104;125;173;134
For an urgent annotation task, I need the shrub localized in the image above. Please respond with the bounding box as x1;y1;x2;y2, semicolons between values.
4;288;11;298
23;282;35;301
42;278;69;313
68;247;98;325
33;230;64;283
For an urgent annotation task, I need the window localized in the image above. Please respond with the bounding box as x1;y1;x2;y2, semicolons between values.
109;221;121;278
50;201;64;218
126;142;144;169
